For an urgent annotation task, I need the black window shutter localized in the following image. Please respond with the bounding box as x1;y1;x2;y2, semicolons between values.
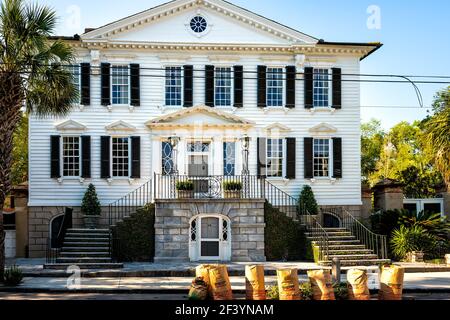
80;63;91;105
332;68;342;109
205;65;215;107
304;137;313;179
257;66;267;108
257;138;267;177
183;65;193;107
332;137;342;178
233;65;243;108
100;136;111;179
285;66;296;108
50;135;61;178
81;136;91;178
101;63;111;106
304;67;314;109
130;64;140;106
286;138;296;179
130;136;141;179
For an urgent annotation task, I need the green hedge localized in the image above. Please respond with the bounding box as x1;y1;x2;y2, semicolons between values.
112;204;155;262
264;201;311;261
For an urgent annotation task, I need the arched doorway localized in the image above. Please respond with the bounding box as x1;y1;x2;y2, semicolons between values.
50;214;64;248
323;213;341;228
189;214;231;262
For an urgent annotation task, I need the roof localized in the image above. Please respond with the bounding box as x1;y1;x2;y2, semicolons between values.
317;40;383;60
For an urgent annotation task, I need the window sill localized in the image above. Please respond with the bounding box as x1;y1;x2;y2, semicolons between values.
309;177;337;184
57;177;87;184
262;107;293;114
309;107;336;114
266;177;290;184
107;105;135;112
107;177;136;185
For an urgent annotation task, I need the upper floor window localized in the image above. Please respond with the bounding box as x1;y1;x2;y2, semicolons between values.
112;137;129;177
313;69;331;107
313;138;330;177
190;16;207;33
215;67;232;107
162;141;174;175
267;67;284;107
66;64;80;101
223;141;236;176
165;66;183;106
62;136;80;177
112;66;129;105
266;138;284;177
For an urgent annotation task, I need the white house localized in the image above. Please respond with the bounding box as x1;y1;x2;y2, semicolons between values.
27;0;381;261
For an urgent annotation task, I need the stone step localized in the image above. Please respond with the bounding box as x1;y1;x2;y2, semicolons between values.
67;228;110;233
65;233;110;238
63;242;111;247
323;228;349;232
64;237;110;243
61;246;110;252
313;240;361;245
325;254;378;261
308;236;356;241
327;249;373;255
328;244;366;249
59;252;111;258
56;257;112;264
306;231;352;237
318;259;391;267
44;263;123;270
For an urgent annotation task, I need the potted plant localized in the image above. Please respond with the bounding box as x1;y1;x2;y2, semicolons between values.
176;180;194;199
223;181;243;199
81;184;102;229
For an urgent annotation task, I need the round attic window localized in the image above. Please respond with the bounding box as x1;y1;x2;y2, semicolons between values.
190;15;207;33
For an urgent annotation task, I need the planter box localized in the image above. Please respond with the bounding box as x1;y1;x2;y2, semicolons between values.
406;251;424;263
177;190;194;199
83;215;100;229
223;190;242;199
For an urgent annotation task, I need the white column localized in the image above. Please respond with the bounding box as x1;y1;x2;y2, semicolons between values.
151;135;161;175
178;136;187;175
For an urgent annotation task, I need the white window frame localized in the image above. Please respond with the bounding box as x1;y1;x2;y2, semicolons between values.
266;67;285;107
403;199;445;218
111;136;131;178
312;138;333;179
313;68;333;108
164;65;184;107
111;65;130;106
214;66;234;108
66;64;81;103
265;138;286;178
60;135;81;179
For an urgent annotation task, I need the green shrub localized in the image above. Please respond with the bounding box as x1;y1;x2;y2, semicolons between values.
3;265;23;286
81;184;101;216
264;201;309;261
266;285;279;300
333;282;348;300
223;181;243;191
390;225;438;260
299;282;313;300
297;185;318;216
113;204;155;262
176;180;194;191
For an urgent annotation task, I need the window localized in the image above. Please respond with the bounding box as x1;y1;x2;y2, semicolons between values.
215;67;232;106
62;136;80;177
266;138;284;177
267;67;284;107
313;69;331;107
313;138;330;177
112;137;129;177
190;16;207;33
223;142;236;176
112;66;129;105
187;142;210;153
66;64;80;101
162;142;174;175
165;67;182;106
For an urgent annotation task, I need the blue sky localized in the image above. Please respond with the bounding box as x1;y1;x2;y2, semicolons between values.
37;0;450;129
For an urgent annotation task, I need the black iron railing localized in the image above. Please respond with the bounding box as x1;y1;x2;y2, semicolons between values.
108;180;153;226
263;180;300;220
322;207;388;260
303;213;330;263
46;237;61;264
154;174;264;200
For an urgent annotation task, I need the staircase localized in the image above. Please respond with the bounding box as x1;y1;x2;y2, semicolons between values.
306;227;390;266
45;229;123;270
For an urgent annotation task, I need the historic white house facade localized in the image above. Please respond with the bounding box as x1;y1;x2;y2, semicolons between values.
27;0;381;262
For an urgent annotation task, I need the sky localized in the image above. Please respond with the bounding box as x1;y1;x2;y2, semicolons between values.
34;0;450;129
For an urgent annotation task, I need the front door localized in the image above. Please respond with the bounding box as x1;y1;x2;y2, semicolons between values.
187;141;210;194
200;217;220;259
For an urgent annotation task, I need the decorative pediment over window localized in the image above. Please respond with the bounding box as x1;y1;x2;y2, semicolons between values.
309;122;338;134
105;120;136;132
55;120;87;132
263;123;292;134
146;104;254;129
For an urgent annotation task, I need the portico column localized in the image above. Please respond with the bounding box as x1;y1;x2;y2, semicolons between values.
151;135;162;175
213;136;224;176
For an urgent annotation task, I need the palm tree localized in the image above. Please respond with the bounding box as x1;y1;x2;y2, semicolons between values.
0;0;78;281
422;87;450;187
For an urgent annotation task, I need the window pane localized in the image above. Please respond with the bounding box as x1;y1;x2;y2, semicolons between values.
266;138;283;177
112;137;129;177
162;142;174;175
267;68;283;107
165;67;182;106
112;66;129;105
215;67;232;106
313;69;330;107
223;142;236;176
313;139;330;177
62;136;80;177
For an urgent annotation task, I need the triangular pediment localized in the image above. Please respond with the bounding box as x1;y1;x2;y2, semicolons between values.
309;122;338;134
82;0;317;45
55;120;87;131
105;120;136;132
146;105;254;129
263;122;291;133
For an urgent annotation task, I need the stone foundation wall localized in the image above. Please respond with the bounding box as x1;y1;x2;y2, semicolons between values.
28;206;110;258
154;199;266;263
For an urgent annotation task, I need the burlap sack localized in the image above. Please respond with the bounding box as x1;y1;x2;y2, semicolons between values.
196;264;213;293
378;265;405;300
277;269;300;300
188;277;208;300
307;269;335;300
209;264;233;300
245;265;266;300
347;269;370;300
